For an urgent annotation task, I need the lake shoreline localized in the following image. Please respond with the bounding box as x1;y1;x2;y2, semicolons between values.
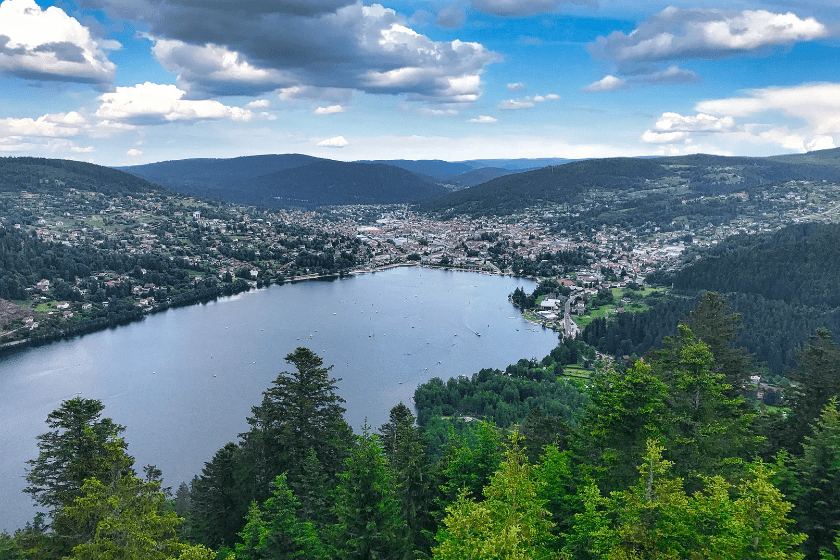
0;262;536;357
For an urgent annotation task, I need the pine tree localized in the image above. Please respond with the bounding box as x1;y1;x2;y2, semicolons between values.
380;403;436;556
57;475;215;560
433;433;560;560
794;398;840;559
684;291;752;396
332;427;408;560
787;329;840;451
242;347;353;501
25;397;134;513
235;474;325;560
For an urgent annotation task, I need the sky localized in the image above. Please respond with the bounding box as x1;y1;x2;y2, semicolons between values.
0;0;839;166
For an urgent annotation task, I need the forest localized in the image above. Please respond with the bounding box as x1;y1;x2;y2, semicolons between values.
580;221;840;376
4;292;840;559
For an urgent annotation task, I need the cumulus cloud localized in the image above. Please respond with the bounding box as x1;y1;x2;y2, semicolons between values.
0;112;87;138
507;82;526;92
245;99;271;109
696;82;840;134
84;0;500;105
436;6;466;29
315;105;345;115
590;7;827;72
471;0;594;17
469;115;497;123
582;75;628;92
0;0;117;84
317;135;349;147
95;82;253;124
643;82;840;153
642;112;736;144
151;39;292;97
126;148;143;156
0;111;100;154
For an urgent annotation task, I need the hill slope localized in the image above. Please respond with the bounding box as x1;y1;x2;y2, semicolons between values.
2;157;167;198
121;155;446;208
418;153;840;216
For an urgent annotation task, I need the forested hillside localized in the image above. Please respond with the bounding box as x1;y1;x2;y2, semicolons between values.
417;152;840;219
1;157;167;198
584;222;840;375
122;156;448;209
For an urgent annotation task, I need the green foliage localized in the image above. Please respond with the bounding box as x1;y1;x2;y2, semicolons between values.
433;433;561;560
235;474;325;560
564;439;806;560
58;475;215;560
243;347;353;498
573;360;669;491
380;404;437;556
684;292;752;396
332;428;408;560
186;443;249;550
438;421;504;506
650;325;759;484
793;399;840;559
413;363;587;429
24;397;134;513
787;329;840;451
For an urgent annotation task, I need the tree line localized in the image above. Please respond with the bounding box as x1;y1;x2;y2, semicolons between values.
4;291;840;558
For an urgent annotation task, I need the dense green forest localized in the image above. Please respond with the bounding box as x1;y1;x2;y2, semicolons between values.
5;293;840;559
582;222;840;376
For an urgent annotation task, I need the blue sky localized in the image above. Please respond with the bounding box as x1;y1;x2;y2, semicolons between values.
0;0;838;166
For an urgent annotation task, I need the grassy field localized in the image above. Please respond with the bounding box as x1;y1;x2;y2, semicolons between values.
573;286;666;329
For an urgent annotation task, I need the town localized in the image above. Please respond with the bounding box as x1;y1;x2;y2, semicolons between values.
2;171;838;347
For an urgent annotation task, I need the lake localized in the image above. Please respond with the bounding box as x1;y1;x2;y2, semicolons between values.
0;266;559;531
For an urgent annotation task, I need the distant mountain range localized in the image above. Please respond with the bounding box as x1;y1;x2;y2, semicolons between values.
116;149;840;212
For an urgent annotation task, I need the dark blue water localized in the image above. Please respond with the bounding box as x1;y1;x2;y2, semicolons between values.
0;267;557;531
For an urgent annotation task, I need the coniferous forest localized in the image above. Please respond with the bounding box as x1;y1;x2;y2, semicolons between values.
4;291;840;559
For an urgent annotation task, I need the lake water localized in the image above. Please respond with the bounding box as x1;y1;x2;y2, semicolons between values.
0;267;558;531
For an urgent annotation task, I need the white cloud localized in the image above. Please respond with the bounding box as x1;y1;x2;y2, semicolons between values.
643;83;840;153
0;112;87;138
418;108;458;116
245;99;271;109
582;75;628;92
696;82;840;135
496;94;558;110
498;99;535;110
94;0;500;105
652;112;736;133
469;115;497;123
0;0;117;84
95;82;253;124
126;148;143;156
278;85;354;104
0;111;99;155
317;135;350;147
315;105;345;115
507;82;526;92
590;8;827;70
638;65;700;85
